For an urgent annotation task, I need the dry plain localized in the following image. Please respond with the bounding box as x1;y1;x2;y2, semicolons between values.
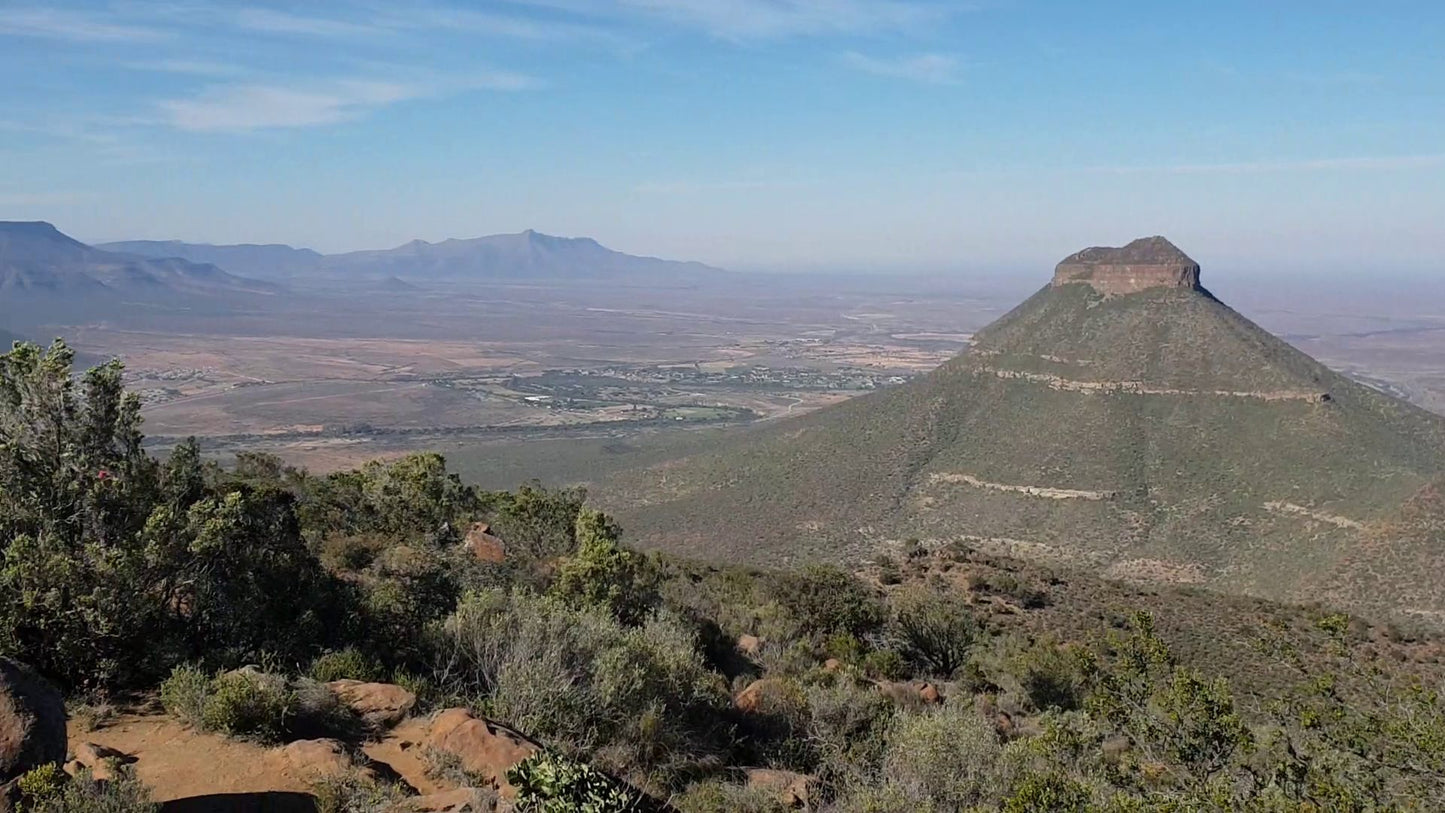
34;271;1445;487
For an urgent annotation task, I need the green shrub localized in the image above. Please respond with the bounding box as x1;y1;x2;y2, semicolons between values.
1003;773;1093;812
317;533;388;572
549;509;658;626
862;649;907;681
888;587;979;678
15;762;67;803
18;764;157;813
507;751;648;812
434;590;728;785
200;670;296;741
771;566;885;641
310;770;410;813
310;648;384;683
805;680;895;792
1012;638;1087;712
160;666;357;742
865;700;1002;811
674;779;789;813
159;665;212;726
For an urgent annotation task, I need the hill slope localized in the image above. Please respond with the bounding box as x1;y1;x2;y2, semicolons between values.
600;237;1445;623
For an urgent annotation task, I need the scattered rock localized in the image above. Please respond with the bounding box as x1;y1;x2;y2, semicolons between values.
736;634;762;657
875;680;941;708
280;738;355;780
744;768;816;808
327;680;417;729
67;741;134;781
0;658;66;785
733;678;791;714
464;523;506;563
822;658;842;672
426;709;539;797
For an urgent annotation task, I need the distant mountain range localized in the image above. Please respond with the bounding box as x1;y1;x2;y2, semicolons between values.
96;239;324;280
1;222;277;300
99;229;725;285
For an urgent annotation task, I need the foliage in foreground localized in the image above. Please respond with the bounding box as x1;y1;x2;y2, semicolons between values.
2;342;1444;810
14;763;157;813
508;751;653;812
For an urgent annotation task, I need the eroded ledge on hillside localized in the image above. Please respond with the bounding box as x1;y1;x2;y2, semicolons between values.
975;365;1330;403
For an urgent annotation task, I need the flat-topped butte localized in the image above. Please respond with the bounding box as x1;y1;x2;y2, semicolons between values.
1052;236;1201;294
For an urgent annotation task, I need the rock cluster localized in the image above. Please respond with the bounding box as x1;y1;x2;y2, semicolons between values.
1052;236;1200;294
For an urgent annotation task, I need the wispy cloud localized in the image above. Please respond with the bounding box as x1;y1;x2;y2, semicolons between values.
231;7;382;38
121;58;248;77
615;0;953;40
0;6;167;42
844;51;960;84
158;73;539;133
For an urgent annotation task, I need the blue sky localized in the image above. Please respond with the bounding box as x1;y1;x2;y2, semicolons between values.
1;1;1442;274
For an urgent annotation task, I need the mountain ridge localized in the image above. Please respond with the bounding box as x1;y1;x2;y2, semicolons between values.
598;237;1445;625
0;221;282;326
101;228;726;283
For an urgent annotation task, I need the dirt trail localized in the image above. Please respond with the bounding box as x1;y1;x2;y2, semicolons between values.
929;472;1118;501
1263;501;1364;530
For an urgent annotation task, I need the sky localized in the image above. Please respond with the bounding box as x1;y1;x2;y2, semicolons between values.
1;1;1443;275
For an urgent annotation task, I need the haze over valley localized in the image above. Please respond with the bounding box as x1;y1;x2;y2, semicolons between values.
4;3;1445;811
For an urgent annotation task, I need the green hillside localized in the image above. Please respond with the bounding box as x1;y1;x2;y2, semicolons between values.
598;239;1445;622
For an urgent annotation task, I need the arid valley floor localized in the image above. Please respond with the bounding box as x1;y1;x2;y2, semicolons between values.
29;270;1445;491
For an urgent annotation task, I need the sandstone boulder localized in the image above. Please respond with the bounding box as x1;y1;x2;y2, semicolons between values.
875;680;942;708
464;523;506;563
917;682;942;704
736;634;762;657
0;658;66;785
744;768;816;808
280;738;356;780
733;678;793;714
65;741;134;782
426;709;539;797
327;680;417;729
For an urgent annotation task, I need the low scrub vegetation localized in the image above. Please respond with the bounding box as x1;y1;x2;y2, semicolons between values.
159;665;358;742
3;341;1445;809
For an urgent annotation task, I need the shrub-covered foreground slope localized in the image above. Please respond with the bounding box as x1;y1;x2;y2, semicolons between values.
600;276;1445;625
3;340;1445;811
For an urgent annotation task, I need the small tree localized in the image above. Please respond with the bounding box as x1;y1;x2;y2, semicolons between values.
550;509;657;626
888;586;979;678
1082;612;1252;795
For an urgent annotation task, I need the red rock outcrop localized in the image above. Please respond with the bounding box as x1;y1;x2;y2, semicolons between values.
327;680;417;730
426;709;539;798
1052;236;1200;294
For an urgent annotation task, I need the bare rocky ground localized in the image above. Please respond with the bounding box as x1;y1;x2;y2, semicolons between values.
61;684;539;812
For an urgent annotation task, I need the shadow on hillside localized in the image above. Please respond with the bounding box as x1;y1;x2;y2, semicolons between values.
161;791;316;813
